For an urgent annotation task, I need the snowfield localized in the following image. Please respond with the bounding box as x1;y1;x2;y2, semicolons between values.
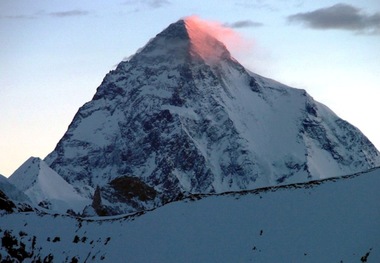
1;167;379;262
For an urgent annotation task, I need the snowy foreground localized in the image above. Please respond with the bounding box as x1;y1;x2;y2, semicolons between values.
1;168;379;262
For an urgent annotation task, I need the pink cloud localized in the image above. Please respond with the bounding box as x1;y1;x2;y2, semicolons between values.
184;15;254;60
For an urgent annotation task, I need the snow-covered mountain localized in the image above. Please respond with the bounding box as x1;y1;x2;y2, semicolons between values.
1;166;379;262
8;157;90;214
39;18;380;214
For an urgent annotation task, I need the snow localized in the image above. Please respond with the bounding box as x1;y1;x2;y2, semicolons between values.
303;134;342;178
69;107;118;148
8;157;90;213
8;157;40;192
1;167;379;262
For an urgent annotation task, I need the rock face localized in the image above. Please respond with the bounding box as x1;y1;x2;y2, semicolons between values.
42;19;380;214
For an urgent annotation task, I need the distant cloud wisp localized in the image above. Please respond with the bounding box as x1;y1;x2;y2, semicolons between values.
2;14;35;20
1;9;90;20
123;0;171;10
147;0;171;9
288;3;380;35
47;10;90;18
224;20;263;28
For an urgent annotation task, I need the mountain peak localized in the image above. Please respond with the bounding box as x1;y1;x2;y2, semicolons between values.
183;17;231;62
8;157;41;192
130;18;231;65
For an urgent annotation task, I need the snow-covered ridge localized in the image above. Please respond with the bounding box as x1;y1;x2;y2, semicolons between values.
83;164;380;222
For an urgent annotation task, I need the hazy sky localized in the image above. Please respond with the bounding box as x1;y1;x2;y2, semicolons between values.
1;0;379;177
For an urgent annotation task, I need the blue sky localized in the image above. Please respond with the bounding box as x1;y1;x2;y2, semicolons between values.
1;0;379;176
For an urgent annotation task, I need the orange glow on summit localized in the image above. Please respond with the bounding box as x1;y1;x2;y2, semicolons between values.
184;16;252;61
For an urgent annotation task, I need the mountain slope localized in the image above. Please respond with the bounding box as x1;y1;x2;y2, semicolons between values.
8;157;90;213
1;167;379;262
41;18;380;214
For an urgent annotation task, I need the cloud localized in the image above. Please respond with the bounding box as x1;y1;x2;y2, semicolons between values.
122;0;171;10
184;16;254;59
147;0;171;8
47;10;89;18
288;3;380;34
224;20;263;28
1;9;90;19
235;0;305;12
235;0;278;12
1;14;35;20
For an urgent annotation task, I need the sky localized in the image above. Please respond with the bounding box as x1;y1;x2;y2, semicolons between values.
1;0;379;177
